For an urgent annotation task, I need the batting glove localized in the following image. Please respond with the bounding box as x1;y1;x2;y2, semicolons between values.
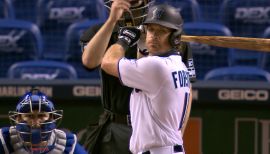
116;27;141;51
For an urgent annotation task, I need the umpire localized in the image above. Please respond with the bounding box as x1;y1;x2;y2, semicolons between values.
79;0;153;153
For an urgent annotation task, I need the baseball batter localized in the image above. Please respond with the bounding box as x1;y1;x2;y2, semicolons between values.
101;3;191;154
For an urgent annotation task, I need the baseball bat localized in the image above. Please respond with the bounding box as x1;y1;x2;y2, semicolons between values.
181;35;270;52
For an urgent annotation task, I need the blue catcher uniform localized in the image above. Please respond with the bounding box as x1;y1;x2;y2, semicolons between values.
0;89;87;154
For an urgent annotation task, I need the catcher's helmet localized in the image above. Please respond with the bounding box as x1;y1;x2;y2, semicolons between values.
104;0;154;27
9;89;63;153
143;4;183;46
15;89;55;113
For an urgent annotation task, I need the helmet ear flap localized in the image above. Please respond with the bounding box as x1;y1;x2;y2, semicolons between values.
169;30;182;47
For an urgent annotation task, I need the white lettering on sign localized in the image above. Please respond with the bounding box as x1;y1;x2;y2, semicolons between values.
0;86;53;97
235;7;270;23
73;86;101;96
218;89;268;101
0;30;26;52
49;7;85;22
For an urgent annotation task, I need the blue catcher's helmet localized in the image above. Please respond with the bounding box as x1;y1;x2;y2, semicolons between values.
9;89;63;153
15;90;55;113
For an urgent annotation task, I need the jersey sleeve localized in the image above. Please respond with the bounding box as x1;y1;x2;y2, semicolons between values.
73;143;88;154
118;57;165;93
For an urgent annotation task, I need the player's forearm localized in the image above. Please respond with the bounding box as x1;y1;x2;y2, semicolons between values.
82;19;117;69
101;44;125;77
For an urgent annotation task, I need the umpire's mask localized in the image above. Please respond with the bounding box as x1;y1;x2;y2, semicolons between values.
104;0;154;27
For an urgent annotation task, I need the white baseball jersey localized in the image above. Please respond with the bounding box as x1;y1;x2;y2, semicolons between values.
118;53;191;154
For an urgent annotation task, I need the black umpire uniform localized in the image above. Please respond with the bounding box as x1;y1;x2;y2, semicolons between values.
79;23;136;154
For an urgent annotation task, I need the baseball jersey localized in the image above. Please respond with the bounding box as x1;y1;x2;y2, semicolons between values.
118;51;191;153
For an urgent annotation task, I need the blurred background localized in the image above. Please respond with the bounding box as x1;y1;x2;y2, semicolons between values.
0;0;270;154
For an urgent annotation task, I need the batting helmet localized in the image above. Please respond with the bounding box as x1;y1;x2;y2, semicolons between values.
9;89;63;153
143;4;183;46
104;0;154;27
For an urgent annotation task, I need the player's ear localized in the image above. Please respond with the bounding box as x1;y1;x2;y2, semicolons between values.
137;25;146;34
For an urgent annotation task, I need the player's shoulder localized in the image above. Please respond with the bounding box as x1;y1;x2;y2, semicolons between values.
141;55;164;62
138;56;160;65
0;126;10;133
55;129;88;154
142;55;179;66
136;56;167;73
55;128;76;137
73;143;88;154
0;126;11;139
53;129;82;153
0;127;12;154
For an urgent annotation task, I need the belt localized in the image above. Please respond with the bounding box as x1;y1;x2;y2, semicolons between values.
105;110;131;126
142;145;184;154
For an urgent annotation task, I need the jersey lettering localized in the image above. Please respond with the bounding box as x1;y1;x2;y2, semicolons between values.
171;70;190;89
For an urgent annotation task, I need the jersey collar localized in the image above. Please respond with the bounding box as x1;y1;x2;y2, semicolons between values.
158;49;180;57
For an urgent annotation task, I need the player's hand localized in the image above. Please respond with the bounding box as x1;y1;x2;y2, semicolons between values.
117;27;141;51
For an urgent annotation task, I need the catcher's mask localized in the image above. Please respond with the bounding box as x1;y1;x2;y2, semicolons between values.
104;0;154;27
9;89;63;153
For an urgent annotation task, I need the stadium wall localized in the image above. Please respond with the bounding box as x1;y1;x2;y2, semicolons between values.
0;79;270;154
